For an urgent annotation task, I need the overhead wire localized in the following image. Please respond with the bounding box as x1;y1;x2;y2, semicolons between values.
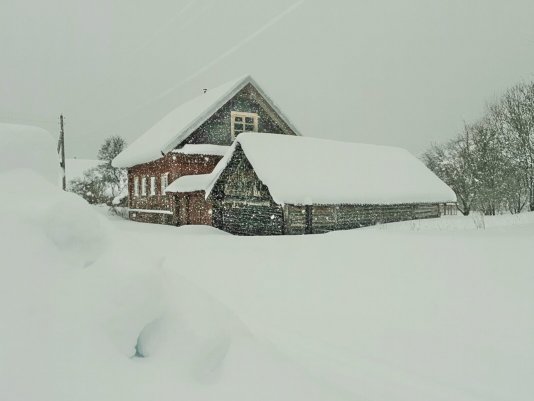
98;0;306;127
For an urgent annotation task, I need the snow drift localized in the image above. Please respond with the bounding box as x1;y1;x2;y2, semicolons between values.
0;126;344;401
0;123;58;183
1;121;532;401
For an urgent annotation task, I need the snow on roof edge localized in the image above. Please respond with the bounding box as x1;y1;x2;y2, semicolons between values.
158;75;252;154
205;133;457;206
112;75;302;168
112;75;249;168
246;76;302;139
166;173;214;193
171;144;230;156
204;140;240;198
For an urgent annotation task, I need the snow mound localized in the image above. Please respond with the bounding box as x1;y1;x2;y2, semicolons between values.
134;275;250;381
0;169;109;267
0;168;343;401
175;225;230;235
0;123;58;184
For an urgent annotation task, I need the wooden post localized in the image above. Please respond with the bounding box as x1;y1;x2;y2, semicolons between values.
58;114;66;190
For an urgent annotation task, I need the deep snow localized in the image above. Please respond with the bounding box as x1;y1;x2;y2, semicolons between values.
1;124;533;401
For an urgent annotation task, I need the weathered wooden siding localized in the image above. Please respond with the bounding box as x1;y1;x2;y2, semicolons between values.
182;83;297;146
298;203;440;234
209;145;441;235
210;146;284;235
285;205;308;235
217;201;284;236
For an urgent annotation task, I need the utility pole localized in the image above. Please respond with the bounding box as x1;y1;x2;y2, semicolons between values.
58;114;66;190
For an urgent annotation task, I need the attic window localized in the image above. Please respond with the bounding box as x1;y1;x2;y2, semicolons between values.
231;111;258;138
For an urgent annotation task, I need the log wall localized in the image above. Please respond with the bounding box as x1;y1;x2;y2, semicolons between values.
183;83;297;146
209;145;442;235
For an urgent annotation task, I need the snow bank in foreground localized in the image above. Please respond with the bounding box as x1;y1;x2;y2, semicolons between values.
0;123;58;184
2;130;532;401
0;167;344;401
146;215;534;401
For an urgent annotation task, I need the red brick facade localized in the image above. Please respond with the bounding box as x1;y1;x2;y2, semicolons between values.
127;152;222;225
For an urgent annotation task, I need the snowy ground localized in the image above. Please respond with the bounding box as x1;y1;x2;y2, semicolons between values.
1;125;533;400
109;213;534;401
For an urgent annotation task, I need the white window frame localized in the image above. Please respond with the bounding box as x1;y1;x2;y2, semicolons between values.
231;111;259;139
161;173;169;194
141;177;147;196
150;177;156;196
133;176;139;197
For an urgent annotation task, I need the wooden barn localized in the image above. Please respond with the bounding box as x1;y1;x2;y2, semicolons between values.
112;75;300;225
198;133;457;235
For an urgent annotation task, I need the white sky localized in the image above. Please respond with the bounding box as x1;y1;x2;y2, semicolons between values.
2;0;534;158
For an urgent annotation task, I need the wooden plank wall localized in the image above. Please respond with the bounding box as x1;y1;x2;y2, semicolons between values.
209;145;441;236
285;203;440;234
219;201;284;236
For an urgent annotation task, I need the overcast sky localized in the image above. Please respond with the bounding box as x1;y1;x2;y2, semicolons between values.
2;0;534;158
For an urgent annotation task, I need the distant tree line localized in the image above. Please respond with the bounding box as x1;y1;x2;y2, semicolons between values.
423;81;534;215
69;136;127;206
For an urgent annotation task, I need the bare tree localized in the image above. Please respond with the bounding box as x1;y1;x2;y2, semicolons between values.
499;83;534;210
96;136;127;199
68;135;127;205
422;131;478;216
423;80;534;215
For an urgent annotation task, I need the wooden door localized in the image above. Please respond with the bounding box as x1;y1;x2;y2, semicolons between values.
187;193;212;225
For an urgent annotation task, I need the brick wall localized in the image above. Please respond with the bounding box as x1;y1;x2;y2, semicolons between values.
127;153;222;223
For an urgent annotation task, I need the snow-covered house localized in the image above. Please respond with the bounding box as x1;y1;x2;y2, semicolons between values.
112;75;300;225
113;74;456;233
201;133;457;235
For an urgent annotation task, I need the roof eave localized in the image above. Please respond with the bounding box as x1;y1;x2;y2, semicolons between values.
160;75;253;154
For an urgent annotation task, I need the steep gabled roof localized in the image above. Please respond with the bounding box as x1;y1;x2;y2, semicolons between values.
206;133;457;205
112;75;300;168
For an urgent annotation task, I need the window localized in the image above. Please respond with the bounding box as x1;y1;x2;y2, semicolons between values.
150;177;156;196
141;177;147;196
133;176;139;197
161;173;169;194
231;111;258;138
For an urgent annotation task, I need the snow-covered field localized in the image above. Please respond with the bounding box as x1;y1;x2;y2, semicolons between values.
1;126;533;401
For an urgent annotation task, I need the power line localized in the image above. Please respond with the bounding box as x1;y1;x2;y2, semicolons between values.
64;0;305;138
64;0;203;116
105;0;306;126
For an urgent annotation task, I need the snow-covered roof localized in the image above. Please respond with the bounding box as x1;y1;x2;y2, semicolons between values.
112;75;300;168
171;144;230;157
206;133;457;205
165;174;214;194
